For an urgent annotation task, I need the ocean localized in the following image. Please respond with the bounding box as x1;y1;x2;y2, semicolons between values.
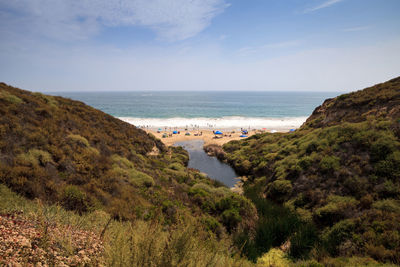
49;91;339;130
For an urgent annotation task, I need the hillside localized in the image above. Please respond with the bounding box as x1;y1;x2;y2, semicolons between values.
0;83;256;266
305;77;400;128
223;77;400;264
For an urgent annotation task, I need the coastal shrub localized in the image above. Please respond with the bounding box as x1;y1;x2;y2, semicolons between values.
299;156;313;170
192;183;213;193
110;155;154;187
17;149;54;167
374;151;400;180
34;92;58;108
0;185;254;267
110;166;154;187
203;217;223;236
67;134;90;147
0;90;23;104
168;162;185;171
289;223;318;259
191;183;231;198
372;199;400;213
61;185;90;213
319;156;340;173
221;209;242;233
275;155;300;179
322;219;356;256
235;186;303;262
257;248;291;267
370;139;395;162
375;180;400;198
314;195;359;226
266;180;292;203
213;186;231;197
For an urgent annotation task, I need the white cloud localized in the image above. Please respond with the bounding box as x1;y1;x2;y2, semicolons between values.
304;0;344;13
0;0;228;41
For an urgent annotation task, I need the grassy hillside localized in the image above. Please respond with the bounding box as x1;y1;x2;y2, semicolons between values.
0;83;257;266
223;77;400;264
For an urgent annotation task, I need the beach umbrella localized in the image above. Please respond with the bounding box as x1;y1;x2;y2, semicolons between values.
158;128;162;131
289;129;295;132
173;130;178;134
215;131;223;135
240;135;248;138
242;130;248;134
271;130;277;133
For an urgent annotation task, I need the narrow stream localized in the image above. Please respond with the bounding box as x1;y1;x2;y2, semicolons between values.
174;140;239;188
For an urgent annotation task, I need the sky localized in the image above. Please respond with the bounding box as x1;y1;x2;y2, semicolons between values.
0;0;399;92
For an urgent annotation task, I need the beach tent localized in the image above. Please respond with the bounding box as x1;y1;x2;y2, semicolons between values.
162;133;168;138
215;131;223;135
240;135;248;138
173;130;178;134
185;132;190;136
289;129;295;132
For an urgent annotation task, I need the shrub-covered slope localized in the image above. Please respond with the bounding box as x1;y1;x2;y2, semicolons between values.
224;77;400;263
305;76;400;128
0;83;256;237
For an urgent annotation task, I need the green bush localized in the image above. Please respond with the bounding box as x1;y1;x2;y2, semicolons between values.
372;199;400;213
110;155;154;187
314;195;359;226
61;185;90;214
322;219;355;256
221;209;241;233
168;162;185;171
67;134;90;147
319;156;340;173
266;180;292;203
289;223;318;259
0;90;23;104
203;217;223;236
17;149;54;167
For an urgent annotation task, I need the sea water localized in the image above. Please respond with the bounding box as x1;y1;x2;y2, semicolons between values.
50;91;338;129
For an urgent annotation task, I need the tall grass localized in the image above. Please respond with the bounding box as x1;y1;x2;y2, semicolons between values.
0;184;253;267
235;185;318;262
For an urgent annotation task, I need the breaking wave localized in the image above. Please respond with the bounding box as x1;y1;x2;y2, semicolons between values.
119;116;307;130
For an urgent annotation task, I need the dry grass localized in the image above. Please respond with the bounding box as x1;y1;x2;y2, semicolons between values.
0;184;254;267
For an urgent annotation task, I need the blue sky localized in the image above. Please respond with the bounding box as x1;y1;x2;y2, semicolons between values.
0;0;399;91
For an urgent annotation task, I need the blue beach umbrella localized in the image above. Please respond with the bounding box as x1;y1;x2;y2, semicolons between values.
242;130;248;134
289;129;295;132
215;131;223;135
173;130;178;134
240;135;248;138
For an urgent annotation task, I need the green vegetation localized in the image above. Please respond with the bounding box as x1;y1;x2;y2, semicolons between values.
224;77;400;265
1;76;399;266
0;184;253;266
0;83;257;265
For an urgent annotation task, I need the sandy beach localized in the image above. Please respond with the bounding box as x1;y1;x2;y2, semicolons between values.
145;128;291;146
